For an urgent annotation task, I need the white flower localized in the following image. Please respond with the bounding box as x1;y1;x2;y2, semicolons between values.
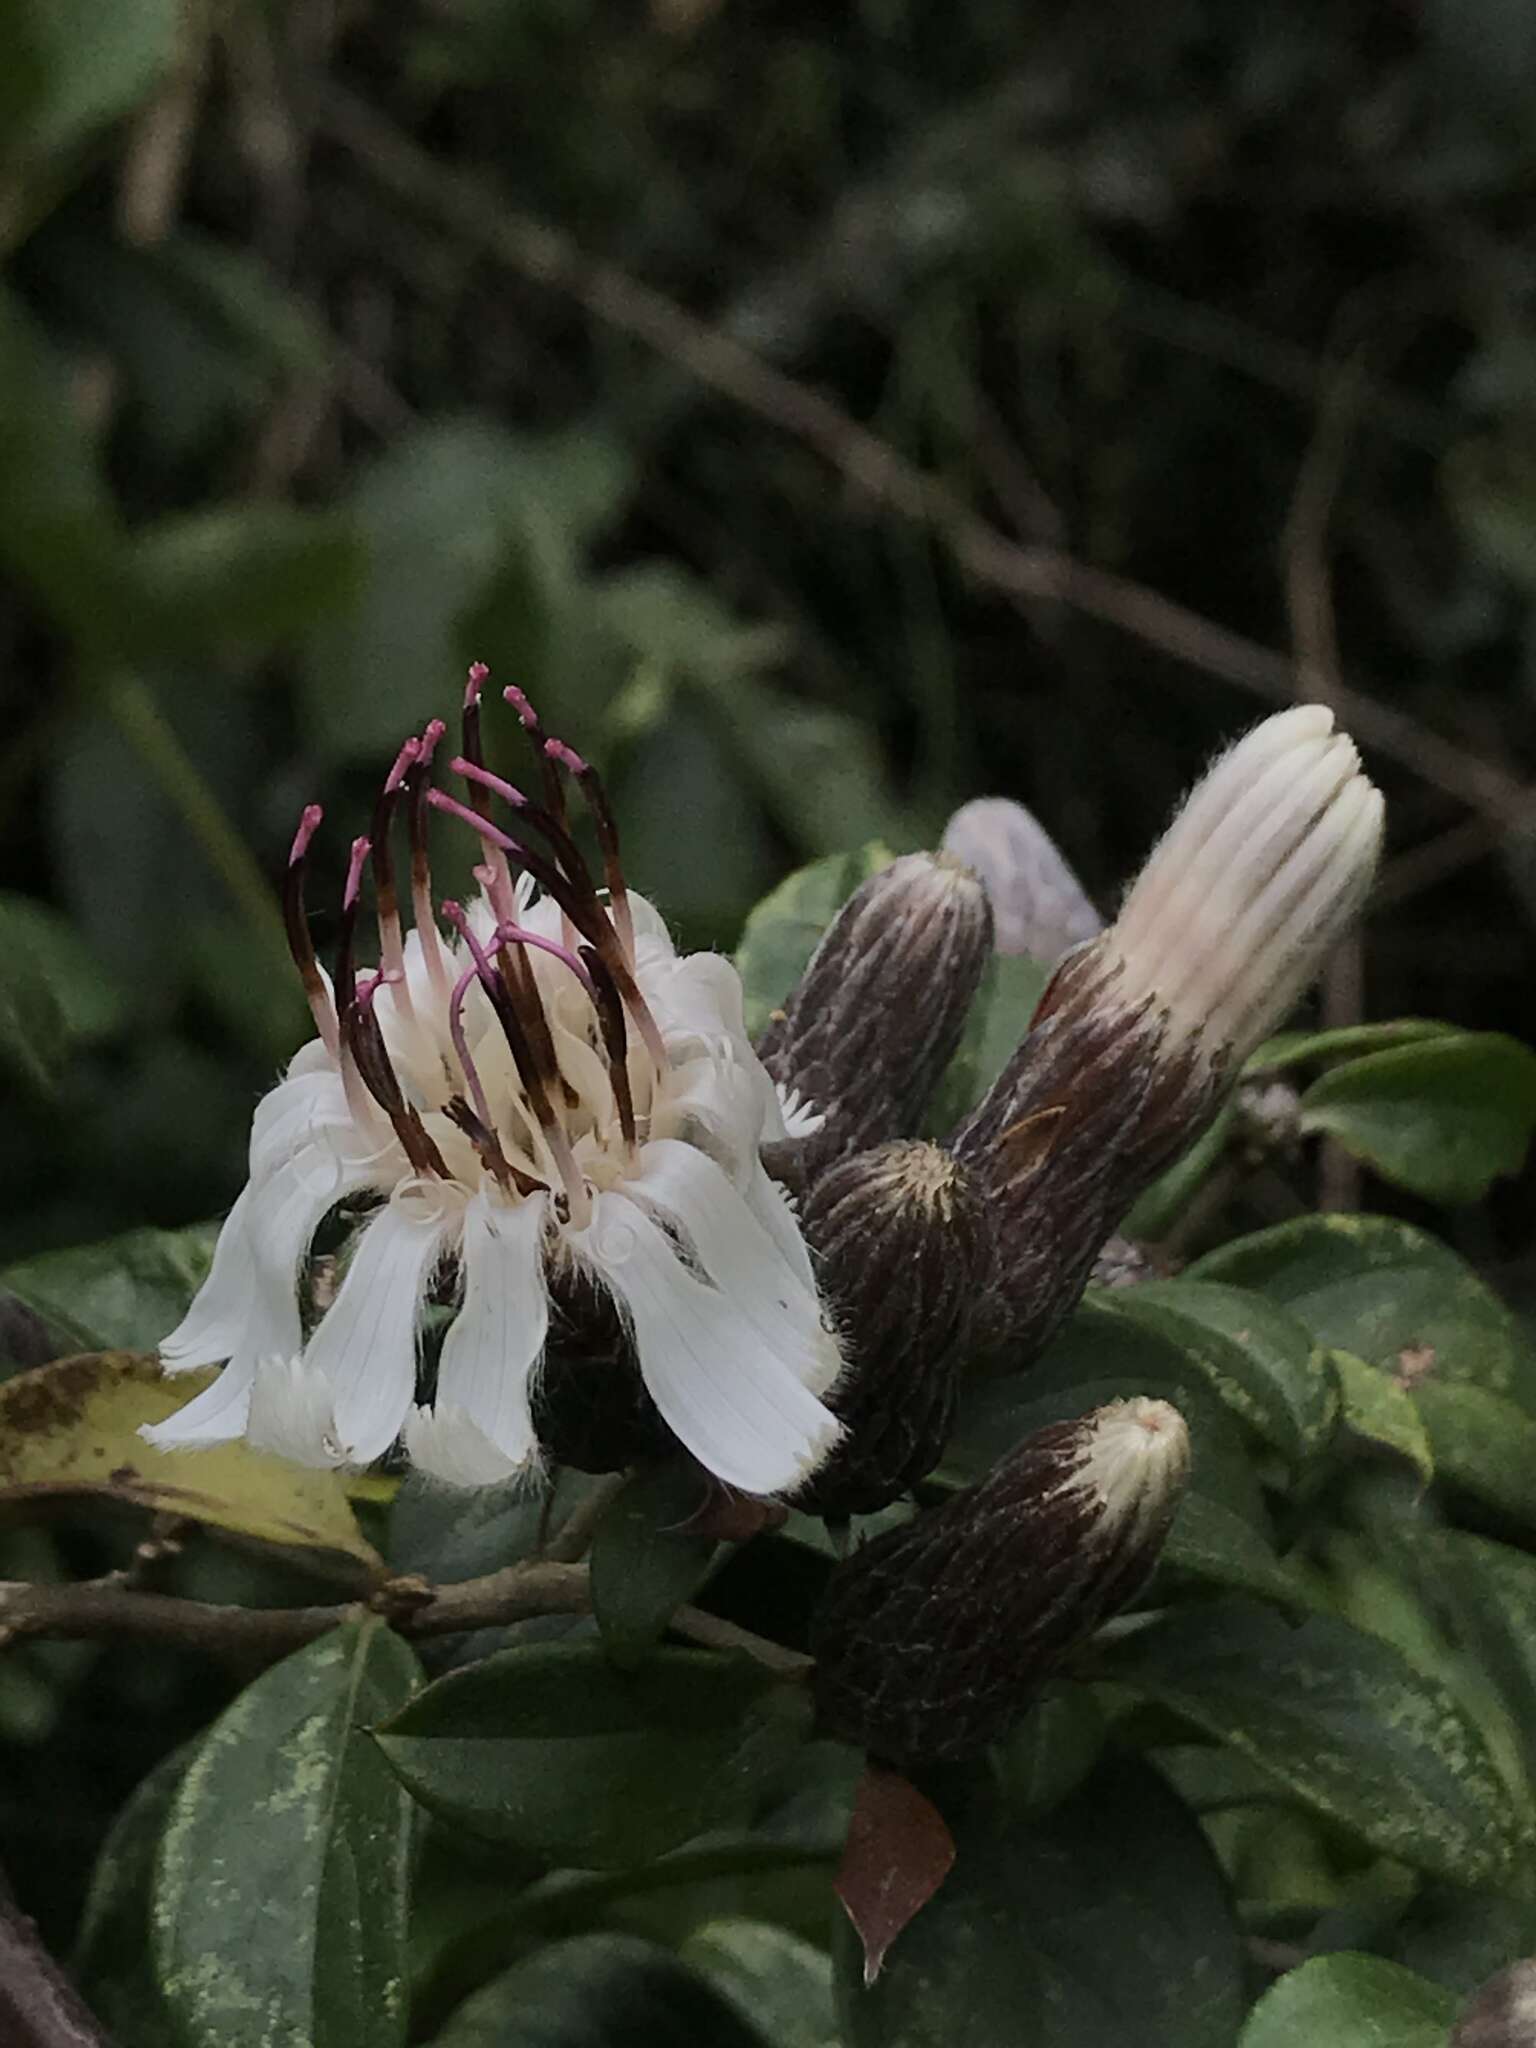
1106;703;1383;1058
144;669;843;1495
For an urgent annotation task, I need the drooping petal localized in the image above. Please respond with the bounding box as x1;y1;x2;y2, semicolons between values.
628;1139;837;1390
742;1159;819;1296
140;1352;259;1448
245;1356;345;1467
431;1191;549;1469
405;1404;529;1486
248;1059;354;1179
302;1193;460;1463
573;1190;840;1496
158;1185;260;1374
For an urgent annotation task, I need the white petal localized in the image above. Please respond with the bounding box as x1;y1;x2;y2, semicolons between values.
773;1082;826;1139
405;1404;530;1487
245;1356;346;1467
573;1190;840;1495
742;1160;818;1296
433;1191;549;1467
140;1355;256;1448
628;1139;836;1388
249;1062;352;1179
303;1194;459;1463
158;1185;259;1373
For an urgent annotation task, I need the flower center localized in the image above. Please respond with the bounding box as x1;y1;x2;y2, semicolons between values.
283;665;667;1229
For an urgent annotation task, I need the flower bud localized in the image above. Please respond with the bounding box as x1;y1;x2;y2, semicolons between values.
952;706;1382;1359
1453;1961;1536;2047
793;1142;995;1519
941;796;1102;962
812;1397;1190;1765
758;853;993;1167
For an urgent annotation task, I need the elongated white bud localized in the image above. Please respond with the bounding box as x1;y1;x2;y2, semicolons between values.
1109;704;1383;1059
941;796;1102;962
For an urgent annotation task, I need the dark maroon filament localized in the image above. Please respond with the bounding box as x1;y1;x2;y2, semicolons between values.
283;804;338;1053
580;944;637;1150
334;835;371;1019
345;980;447;1178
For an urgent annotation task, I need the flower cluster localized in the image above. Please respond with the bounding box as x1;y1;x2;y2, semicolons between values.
149;693;1381;1546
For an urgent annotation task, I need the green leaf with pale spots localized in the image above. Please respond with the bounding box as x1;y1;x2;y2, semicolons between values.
152;1616;420;2048
1410;1379;1536;1532
1239;1954;1456;2047
734;845;895;1039
1190;1214;1536;1409
1101;1600;1527;1889
1330;1350;1434;1486
0;1351;381;1566
1097;1279;1337;1465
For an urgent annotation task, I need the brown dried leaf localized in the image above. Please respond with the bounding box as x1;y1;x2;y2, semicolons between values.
834;1762;956;1986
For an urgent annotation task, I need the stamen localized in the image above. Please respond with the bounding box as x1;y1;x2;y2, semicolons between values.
442;1095;542;1197
492;920;599;1003
282;804;339;1057
347;977;448;1178
371;736;420;1020
545;737;634;963
407;720;452;1002
459;664;520;925
447;961;497;1134
335;835;371;1017
428;790;667;1074
582;944;637;1155
451;756;601;921
502;682;570;826
442;901;588;1218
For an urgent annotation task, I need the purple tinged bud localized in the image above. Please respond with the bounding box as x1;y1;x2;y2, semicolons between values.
941;796;1102;962
811;1397;1190;1765
758;853;994;1167
795;1142;995;1519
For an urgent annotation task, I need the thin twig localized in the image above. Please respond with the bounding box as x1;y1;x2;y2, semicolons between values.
0;1559;806;1678
0;1860;114;2048
319;85;1536;834
542;1473;628;1563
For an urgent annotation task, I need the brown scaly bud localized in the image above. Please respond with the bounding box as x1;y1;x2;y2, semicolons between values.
793;1142;995;1519
812;1397;1190;1765
952;706;1383;1361
758;853;993;1169
941;795;1102;963
1454;1961;1536;2047
530;1264;671;1473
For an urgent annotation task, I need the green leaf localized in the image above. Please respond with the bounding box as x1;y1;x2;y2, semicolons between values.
681;1920;838;2048
1247;1021;1457;1071
129;505;366;653
0;1351;382;1566
1239;1953;1456;2047
1410;1378;1536;1530
73;1746;190;2044
1160;1493;1318;1612
943;1296;1271;1530
1098;1279;1337;1464
733;845;895;1038
0;1222;217;1355
153;1617;420;2048
1190;1215;1536;1408
0;890;124;1047
590;1462;718;1669
1398;1530;1536;1803
430;1933;768;2048
1297;1035;1536;1204
375;1642;810;1868
924;952;1048;1134
837;1758;1245;2048
1331;1351;1435;1485
1101;1600;1525;1888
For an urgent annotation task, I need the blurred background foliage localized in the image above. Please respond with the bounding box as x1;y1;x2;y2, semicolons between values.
3;0;1536;1947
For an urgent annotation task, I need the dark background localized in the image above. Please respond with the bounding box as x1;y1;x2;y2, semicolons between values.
2;0;1535;1942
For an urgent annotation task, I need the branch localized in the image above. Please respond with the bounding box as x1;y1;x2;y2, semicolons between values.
0;1560;807;1678
0;1861;115;2048
320;85;1535;835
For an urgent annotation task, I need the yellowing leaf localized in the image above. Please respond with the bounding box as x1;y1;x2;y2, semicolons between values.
0;1351;381;1568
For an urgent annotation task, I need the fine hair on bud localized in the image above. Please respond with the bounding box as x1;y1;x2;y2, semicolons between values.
1452;1960;1536;2048
793;1141;995;1519
950;705;1382;1364
812;1397;1191;1766
758;852;993;1167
